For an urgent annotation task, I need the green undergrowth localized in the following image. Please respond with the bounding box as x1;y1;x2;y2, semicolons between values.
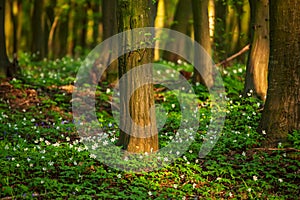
0;55;299;199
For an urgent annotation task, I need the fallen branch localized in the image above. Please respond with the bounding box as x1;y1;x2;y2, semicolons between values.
253;147;300;152
216;44;250;67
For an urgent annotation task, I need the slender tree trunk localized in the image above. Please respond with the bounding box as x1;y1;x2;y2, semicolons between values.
102;0;118;83
116;0;159;153
213;0;227;62
162;0;192;62
244;0;269;101
258;0;300;147
0;0;17;78
91;1;101;47
9;0;18;54
31;0;45;60
79;5;88;53
192;0;213;88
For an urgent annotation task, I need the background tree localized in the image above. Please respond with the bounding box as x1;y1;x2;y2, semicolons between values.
244;0;269;100
116;0;159;153
258;0;300;147
101;0;118;83
31;0;45;60
0;0;18;78
162;0;192;62
192;0;213;88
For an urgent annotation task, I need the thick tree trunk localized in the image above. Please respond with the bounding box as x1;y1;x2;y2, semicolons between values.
117;0;159;154
244;0;269;101
258;0;300;147
162;0;192;62
192;0;213;88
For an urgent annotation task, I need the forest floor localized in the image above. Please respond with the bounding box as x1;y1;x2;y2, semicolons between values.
0;55;299;199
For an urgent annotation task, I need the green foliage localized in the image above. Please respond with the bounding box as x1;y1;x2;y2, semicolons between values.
0;56;299;199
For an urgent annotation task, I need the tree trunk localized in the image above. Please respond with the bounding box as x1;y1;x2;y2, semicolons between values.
0;0;17;78
213;0;227;62
192;0;213;88
116;0;159;154
244;0;269;101
258;0;300;147
162;0;193;62
9;0;18;54
102;0;118;83
31;0;45;60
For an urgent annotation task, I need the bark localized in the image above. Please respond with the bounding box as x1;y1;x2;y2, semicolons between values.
162;0;193;62
244;0;269;101
192;0;213;88
117;0;159;153
258;0;300;147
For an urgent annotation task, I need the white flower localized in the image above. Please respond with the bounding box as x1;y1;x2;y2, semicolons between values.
193;183;197;188
124;156;128;161
229;192;233;197
173;184;178;189
11;157;15;161
242;151;246;156
253;175;258;181
171;104;175;108
89;154;97;159
103;140;108;146
278;178;283;183
29;163;33;167
39;137;44;142
278;142;282;147
53;142;60;147
148;191;152;196
163;157;168;162
48;161;54;166
117;174;122;178
247;188;251;192
45;140;51;146
42;167;47;171
4;145;9;150
262;130;266;135
66;136;70;142
16;163;20;167
176;151;180;155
